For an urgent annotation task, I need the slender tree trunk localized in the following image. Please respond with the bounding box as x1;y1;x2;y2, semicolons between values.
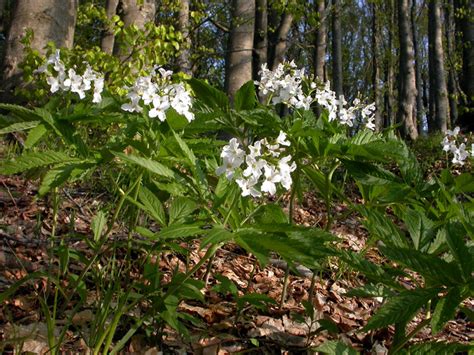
397;0;418;140
268;10;293;70
0;0;8;33
101;0;119;54
372;2;383;131
454;0;474;131
385;0;396;128
446;0;458;126
177;0;192;75
428;1;436;131
331;0;343;98
313;0;327;81
429;0;449;132
411;0;424;134
225;0;255;99
2;0;78;101
253;0;267;81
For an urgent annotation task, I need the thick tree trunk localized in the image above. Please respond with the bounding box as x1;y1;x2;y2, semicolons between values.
397;0;418;140
253;0;267;81
2;0;78;100
446;0;458;126
313;0;327;81
411;0;424;134
372;2;383;131
177;0;192;75
225;0;255;99
428;0;449;133
268;10;293;70
331;0;343;98
454;0;474;131
101;0;119;54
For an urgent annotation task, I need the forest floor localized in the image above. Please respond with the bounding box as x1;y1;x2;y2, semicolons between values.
0;173;472;354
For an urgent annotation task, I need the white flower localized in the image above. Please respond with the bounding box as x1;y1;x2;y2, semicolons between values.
276;131;291;146
452;143;469;165
236;176;261;197
261;165;282;196
216;138;245;179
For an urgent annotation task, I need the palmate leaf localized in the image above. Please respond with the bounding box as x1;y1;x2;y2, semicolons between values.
379;246;461;286
1;151;80;175
38;161;95;196
446;222;473;282
188;78;229;111
343;159;402;186
25;123;48;148
158;223;206;240
0;103;40;122
234;80;257;111
431;287;463;334
312;340;359;355
168;197;197;225
138;187;167;226
364;287;441;331
200;225;234;249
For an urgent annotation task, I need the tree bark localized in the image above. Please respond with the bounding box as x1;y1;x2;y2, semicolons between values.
177;0;192;75
446;0;458;126
2;0;78;100
428;0;449;132
313;0;327;82
411;0;424;134
225;0;255;99
397;0;418;140
101;0;119;54
454;0;474;131
384;0;396;128
372;2;383;131
253;0;267;81
270;11;293;70
113;0;156;58
331;0;343;98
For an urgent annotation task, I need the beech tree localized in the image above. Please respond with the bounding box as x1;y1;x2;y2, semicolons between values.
225;0;255;99
397;0;418;140
331;0;343;98
313;0;327;82
2;0;78;100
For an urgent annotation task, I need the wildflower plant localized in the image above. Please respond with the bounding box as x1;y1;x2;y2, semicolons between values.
441;126;472;166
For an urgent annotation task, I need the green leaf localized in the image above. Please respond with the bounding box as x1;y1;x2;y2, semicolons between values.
168;197;197;225
172;130;196;166
397;207;435;250
92;211;107;242
312;340;359;355
431;287;462;334
365;287;440;330
112;152;174;178
158;223;205;240
24;123;48;148
200;225;234;249
138;187;167;226
253;204;288;225
38;162;93;196
359;207;408;248
0;120;40;134
1;151;80;175
445;222;473;282
399;341;471;354
212;274;238;297
234;80;257;110
0;103;40;121
343;160;401;186
380;246;462;286
188;78;229;111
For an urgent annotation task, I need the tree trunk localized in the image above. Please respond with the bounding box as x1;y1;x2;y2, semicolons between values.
411;0;424;134
253;0;267;81
446;0;458;126
397;0;418;140
384;0;396;128
0;0;8;33
313;0;327;81
2;0;78;100
101;0;119;54
113;0;156;58
454;0;474;131
268;10;293;70
428;0;449;132
225;0;255;99
372;2;383;131
177;0;192;75
331;0;343;98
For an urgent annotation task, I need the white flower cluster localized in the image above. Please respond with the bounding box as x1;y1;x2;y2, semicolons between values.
255;62;376;130
314;81;376;130
121;67;194;122
36;50;104;103
216;132;296;197
257;61;312;110
441;127;470;165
